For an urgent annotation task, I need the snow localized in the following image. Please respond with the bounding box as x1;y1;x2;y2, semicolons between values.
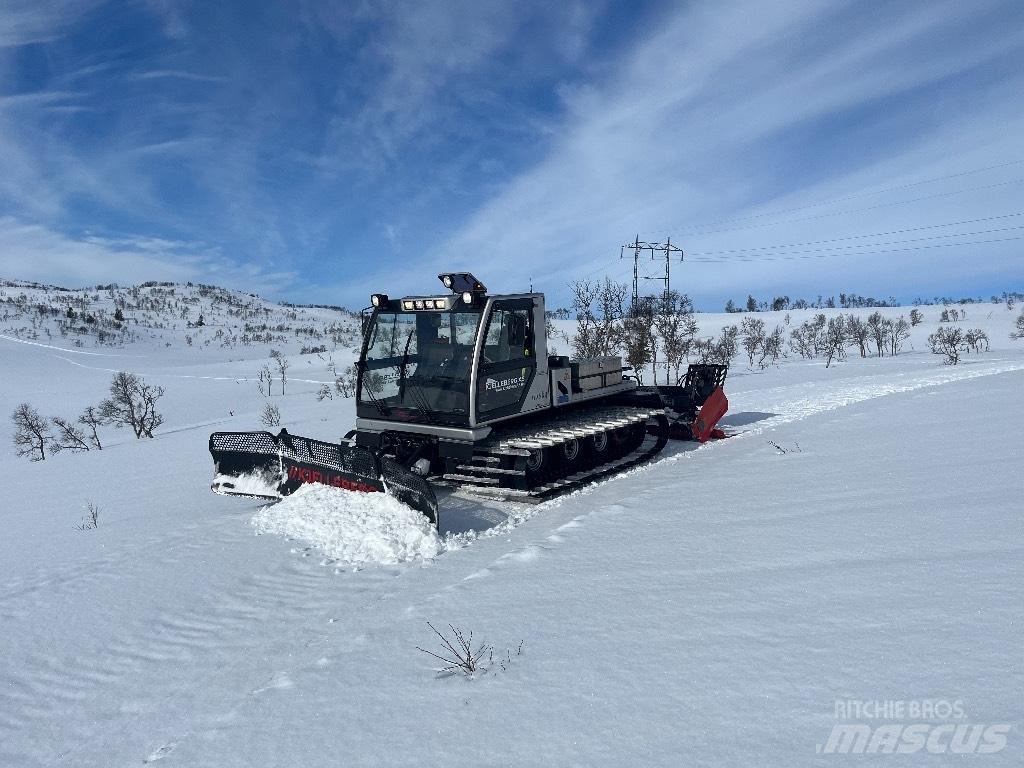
1;283;1022;766
252;484;444;564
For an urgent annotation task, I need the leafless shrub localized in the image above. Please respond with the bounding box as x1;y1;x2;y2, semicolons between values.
788;314;827;359
928;327;964;365
12;403;51;461
910;308;924;327
1011;311;1024;340
768;440;802;454
693;325;738;365
270;350;290;395
887;316;911;355
739;317;765;366
335;363;358;398
99;372;164;438
846;315;870;357
569;278;626;359
654;291;698;384
260;402;281;428
75;501;100;531
822;316;846;368
964;328;989;353
316;384;332;401
623;297;657;384
257;364;273;397
78;405;106;449
757;325;785;368
50;417;92;453
417;622;491;678
867;312;886;357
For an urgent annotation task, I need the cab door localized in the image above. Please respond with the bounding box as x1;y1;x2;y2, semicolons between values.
475;299;537;422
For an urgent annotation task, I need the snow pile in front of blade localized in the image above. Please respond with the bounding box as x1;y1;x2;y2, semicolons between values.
251;484;442;564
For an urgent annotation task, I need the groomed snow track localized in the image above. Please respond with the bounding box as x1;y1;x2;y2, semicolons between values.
440;404;670;502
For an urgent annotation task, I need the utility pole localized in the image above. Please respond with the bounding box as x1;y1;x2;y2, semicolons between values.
620;235;655;310
652;237;684;304
621;235;684;308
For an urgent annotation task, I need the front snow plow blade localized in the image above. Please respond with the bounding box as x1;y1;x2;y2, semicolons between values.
209;430;438;525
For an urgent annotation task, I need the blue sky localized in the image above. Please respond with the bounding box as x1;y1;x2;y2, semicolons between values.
1;0;1022;310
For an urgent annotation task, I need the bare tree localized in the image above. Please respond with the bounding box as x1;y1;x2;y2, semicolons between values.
757;325;785;368
845;315;870;357
568;279;602;359
335;363;358;398
694;325;739;365
316;384;333;401
909;308;923;327
1011;311;1024;340
99;372;165;438
867;312;886;357
888;316;910;355
928;327;964;365
822;316;846;368
739;317;765;367
654;291;697;384
12;403;51;461
270;350;290;395
257;364;273;397
50;417;91;453
260;402;281;428
623;297;657;384
78;405;106;449
964;328;989;353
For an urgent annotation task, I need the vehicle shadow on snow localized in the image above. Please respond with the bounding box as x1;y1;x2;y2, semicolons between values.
718;411;777;428
435;489;514;537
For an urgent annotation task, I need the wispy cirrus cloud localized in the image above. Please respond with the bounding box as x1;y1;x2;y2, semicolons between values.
425;0;1024;305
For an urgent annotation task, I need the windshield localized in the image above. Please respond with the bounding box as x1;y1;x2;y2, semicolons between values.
359;310;482;424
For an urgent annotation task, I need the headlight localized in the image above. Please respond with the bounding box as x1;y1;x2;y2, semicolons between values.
442;274;454;289
433;299;447;309
414;300;424;310
402;300;414;310
370;293;387;308
461;291;473;305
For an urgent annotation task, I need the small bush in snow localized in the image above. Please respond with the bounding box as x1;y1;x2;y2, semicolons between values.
11;402;51;461
334;364;358;398
316;384;332;401
75;501;100;531
927;327;986;365
1011;311;1024;340
260;403;281;428
909;308;924;326
417;622;491;678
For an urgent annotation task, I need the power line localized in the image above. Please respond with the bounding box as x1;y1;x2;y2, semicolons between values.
672;177;1024;239
686;211;1024;256
649;158;1024;236
689;235;1024;264
686;223;1024;259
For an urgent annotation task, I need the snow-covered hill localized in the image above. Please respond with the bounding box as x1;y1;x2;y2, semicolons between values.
1;284;1022;766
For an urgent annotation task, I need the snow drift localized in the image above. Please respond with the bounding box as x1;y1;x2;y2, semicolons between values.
251;484;443;564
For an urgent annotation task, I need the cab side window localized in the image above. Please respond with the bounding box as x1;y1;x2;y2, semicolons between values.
483;308;531;364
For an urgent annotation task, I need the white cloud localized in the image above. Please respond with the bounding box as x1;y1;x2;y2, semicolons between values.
0;218;296;294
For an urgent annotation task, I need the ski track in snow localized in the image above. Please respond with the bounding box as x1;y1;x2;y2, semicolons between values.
0;333;130;357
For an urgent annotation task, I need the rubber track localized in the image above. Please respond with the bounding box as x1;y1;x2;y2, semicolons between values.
439;405;669;502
